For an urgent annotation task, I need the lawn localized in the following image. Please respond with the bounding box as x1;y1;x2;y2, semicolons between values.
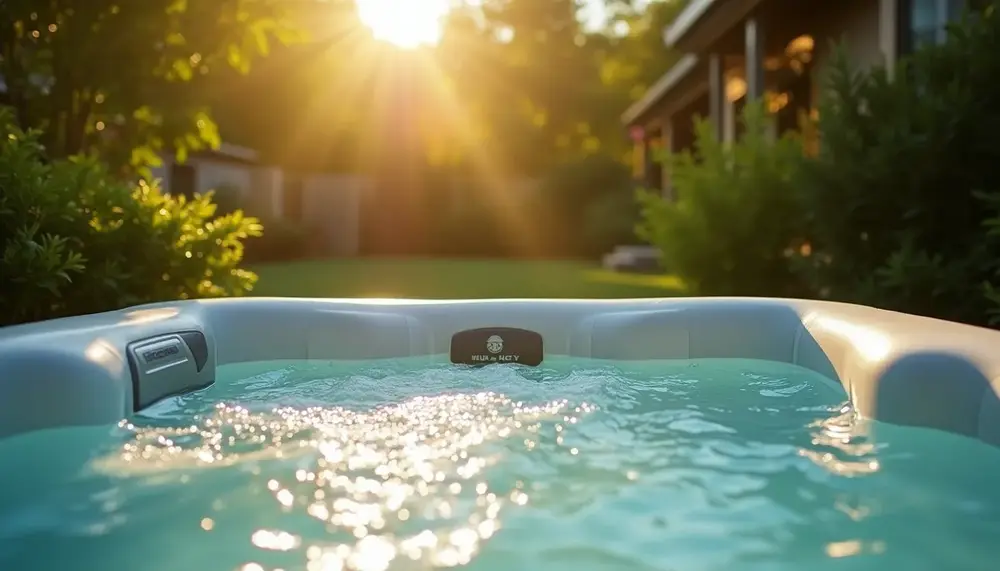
249;258;685;299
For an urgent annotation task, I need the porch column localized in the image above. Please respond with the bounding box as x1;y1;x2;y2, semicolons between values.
708;53;724;140
722;93;737;146
879;0;899;79
745;17;765;101
662;117;674;201
629;125;647;184
643;134;658;188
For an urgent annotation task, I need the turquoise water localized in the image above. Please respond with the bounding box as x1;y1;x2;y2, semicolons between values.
2;357;1000;571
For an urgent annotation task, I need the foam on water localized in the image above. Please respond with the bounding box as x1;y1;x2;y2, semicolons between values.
2;357;1000;571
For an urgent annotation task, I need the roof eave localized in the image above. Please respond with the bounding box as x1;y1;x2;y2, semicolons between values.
663;0;718;48
620;54;699;126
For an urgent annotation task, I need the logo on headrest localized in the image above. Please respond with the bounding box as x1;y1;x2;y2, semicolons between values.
450;327;542;367
486;335;504;354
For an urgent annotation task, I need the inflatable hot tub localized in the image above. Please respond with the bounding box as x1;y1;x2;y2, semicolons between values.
1;297;999;444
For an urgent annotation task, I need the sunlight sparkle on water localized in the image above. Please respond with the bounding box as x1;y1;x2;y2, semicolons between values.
11;358;1000;571
105;392;589;571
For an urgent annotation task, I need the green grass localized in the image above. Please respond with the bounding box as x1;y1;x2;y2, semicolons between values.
249;258;685;299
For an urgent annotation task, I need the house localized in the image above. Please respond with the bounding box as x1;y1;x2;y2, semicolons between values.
151;143;287;220
623;0;978;198
151;144;369;257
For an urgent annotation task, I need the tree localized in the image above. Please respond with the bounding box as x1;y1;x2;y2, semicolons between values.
593;0;690;144
431;0;693;173
430;0;602;174
206;0;367;170
0;0;300;173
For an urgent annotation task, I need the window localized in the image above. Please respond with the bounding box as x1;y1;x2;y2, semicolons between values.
169;163;197;200
910;0;945;47
900;0;969;54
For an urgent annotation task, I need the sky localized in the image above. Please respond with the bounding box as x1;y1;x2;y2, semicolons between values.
352;0;649;49
580;0;611;29
581;0;650;30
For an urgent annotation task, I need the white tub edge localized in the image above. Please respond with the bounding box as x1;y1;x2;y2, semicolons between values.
1;297;998;444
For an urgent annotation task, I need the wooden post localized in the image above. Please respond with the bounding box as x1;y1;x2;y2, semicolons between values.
708;53;724;140
745;17;765;101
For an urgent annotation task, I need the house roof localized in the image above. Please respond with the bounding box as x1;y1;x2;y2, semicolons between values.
663;0;720;47
188;143;260;165
620;0;722;126
213;143;259;162
625;0;761;126
620;54;698;126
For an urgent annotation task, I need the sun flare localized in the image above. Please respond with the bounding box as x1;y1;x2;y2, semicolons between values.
356;0;450;49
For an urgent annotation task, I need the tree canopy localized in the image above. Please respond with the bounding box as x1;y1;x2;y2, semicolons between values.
0;0;300;172
1;0;688;176
204;0;688;177
1;0;690;256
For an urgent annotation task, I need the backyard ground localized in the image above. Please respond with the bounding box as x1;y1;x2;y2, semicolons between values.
250;258;684;299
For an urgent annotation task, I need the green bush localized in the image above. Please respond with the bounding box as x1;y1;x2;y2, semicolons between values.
203;183;310;263
583;190;642;254
0;109;262;326
637;102;809;297
799;4;1000;325
211;183;247;217
540;154;637;257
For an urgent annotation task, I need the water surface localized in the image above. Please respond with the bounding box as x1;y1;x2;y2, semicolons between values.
1;357;998;571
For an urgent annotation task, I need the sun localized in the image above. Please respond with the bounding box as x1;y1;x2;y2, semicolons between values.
356;0;450;49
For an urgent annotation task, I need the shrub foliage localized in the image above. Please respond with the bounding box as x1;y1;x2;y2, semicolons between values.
637;103;809;297
0;109;262;326
800;6;1000;325
638;3;1000;326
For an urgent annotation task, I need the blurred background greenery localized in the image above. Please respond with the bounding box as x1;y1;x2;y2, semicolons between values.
4;0;1000;329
